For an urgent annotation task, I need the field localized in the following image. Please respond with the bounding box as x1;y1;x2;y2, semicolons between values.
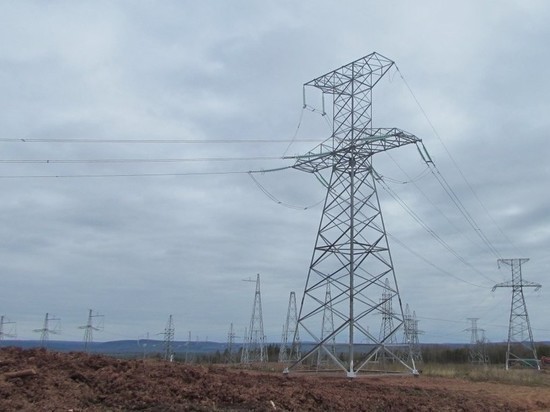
1;347;550;411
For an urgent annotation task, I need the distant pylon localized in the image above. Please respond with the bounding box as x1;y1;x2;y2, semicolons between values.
286;52;421;377
493;258;541;370
240;327;248;363
316;283;336;368
79;309;104;352
226;323;239;363
279;291;300;363
241;274;267;363
0;316;16;342
464;318;488;364
410;310;423;362
33;313;61;347
401;304;422;362
163;315;175;362
377;279;398;363
185;330;193;363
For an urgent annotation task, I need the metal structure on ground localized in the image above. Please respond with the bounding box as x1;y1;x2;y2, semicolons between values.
226;323;239;363
409;309;423;362
377;278;399;364
286;52;420;377
279;291;300;363
241;274;267;364
33;313;61;347
79;309;104;352
185;330;193;363
0;316;16;342
317;283;336;368
163;314;175;362
493;258;541;370
464;318;488;364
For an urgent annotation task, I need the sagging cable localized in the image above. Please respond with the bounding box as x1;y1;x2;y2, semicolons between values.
247;172;323;210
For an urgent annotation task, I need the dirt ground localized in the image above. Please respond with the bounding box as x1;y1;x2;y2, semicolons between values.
1;347;550;411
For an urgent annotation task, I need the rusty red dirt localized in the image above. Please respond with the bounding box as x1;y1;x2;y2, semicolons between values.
1;347;550;411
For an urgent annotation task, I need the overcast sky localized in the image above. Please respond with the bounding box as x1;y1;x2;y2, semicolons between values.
0;1;548;346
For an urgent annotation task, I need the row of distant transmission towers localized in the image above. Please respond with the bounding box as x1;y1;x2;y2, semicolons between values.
231;273;423;368
0;310;104;351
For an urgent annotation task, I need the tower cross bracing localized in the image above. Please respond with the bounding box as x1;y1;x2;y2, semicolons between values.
286;52;421;377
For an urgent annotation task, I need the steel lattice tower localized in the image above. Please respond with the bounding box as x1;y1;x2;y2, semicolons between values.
279;291;300;363
493;258;541;370
0;316;16;342
401;304;413;360
33;313;61;348
400;304;422;362
317;283;336;368
242;274;267;363
226;322;239;363
79;309;103;352
163;314;175;362
286;52;421;377
410;310;422;362
465;318;489;364
379;279;396;343
377;278;399;364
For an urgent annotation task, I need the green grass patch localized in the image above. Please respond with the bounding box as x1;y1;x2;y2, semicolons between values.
422;363;550;387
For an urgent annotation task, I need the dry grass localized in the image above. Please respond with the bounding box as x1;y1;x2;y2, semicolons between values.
422;363;550;386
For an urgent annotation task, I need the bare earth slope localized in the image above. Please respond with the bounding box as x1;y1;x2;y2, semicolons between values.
1;347;549;411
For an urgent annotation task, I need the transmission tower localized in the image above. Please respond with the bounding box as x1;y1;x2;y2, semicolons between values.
279;291;300;363
493;258;541;370
79;309;104;352
0;316;16;343
286;52;421;377
399;306;423;362
33;313;61;347
226;323;240;363
316;283;336;368
410;310;423;362
240;327;248;363
163;314;175;362
185;330;194;363
377;278;399;364
241;274;267;364
464;318;488;364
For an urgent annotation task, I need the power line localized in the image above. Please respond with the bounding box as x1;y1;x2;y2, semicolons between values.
397;69;508;258
0;155;283;164
384;150;485;252
248;172;323;210
0;137;320;144
378;176;496;285
427;160;502;259
0;164;296;179
0;170;251;179
414;142;503;260
387;232;489;289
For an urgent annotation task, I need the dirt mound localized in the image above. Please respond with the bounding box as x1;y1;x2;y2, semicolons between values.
0;347;548;411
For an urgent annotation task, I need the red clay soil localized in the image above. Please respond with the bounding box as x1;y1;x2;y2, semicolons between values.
1;347;550;411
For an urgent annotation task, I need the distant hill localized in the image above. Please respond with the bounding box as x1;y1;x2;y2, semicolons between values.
2;340;548;359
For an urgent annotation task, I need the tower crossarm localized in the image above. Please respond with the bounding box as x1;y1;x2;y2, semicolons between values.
287;128;421;173
305;52;395;94
492;280;542;292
